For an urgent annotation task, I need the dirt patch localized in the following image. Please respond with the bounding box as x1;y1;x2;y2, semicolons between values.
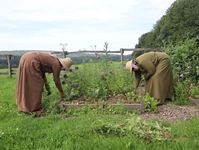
141;103;199;122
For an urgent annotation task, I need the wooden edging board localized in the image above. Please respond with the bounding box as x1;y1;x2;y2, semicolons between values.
59;101;145;113
189;97;199;106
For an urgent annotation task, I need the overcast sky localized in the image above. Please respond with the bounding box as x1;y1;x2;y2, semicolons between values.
0;0;175;52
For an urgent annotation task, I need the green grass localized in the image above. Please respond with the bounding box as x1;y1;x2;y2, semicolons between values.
1;73;199;150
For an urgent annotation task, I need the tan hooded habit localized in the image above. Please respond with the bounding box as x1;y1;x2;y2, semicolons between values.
16;52;72;112
126;51;173;103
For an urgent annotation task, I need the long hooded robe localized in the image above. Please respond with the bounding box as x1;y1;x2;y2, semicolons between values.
16;52;63;112
134;52;173;103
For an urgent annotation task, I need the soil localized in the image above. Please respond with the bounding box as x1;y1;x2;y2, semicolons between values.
141;103;199;122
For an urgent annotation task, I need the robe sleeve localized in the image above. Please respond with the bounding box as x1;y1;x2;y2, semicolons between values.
139;60;156;80
52;63;64;96
134;71;141;89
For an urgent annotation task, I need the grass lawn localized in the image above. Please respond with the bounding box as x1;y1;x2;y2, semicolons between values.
0;75;199;150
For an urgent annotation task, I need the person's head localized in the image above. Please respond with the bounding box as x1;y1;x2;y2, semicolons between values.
58;57;73;71
125;60;139;73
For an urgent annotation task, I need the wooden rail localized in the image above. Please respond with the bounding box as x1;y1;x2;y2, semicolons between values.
120;48;161;62
65;48;161;62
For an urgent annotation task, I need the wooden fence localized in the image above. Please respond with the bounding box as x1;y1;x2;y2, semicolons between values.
65;48;161;62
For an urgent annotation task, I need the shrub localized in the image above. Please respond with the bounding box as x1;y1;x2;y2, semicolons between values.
163;38;199;84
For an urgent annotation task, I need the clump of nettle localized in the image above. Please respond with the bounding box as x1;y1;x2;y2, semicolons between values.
94;115;171;142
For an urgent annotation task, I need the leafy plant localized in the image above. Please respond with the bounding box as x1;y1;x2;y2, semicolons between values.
143;93;159;112
126;91;139;102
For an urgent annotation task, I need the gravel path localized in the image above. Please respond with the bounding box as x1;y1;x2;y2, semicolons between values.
141;104;199;122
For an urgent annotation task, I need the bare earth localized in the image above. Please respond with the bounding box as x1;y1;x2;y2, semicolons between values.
141;103;199;122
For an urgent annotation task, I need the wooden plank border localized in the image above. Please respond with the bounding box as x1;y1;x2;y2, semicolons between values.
59;101;145;113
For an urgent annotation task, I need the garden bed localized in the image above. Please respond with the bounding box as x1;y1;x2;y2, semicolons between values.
58;94;199;122
59;94;145;112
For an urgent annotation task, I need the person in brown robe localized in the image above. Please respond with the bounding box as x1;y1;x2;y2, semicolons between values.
16;52;73;113
126;51;173;105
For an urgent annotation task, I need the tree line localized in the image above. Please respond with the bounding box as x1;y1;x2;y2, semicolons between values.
135;0;199;48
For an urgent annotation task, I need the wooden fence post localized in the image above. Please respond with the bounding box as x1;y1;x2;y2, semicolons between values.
7;55;12;77
120;48;124;62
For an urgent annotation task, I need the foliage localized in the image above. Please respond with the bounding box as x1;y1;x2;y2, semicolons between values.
126;91;139;102
173;81;190;105
59;59;133;101
136;0;199;48
94;115;171;141
143;93;159;112
61;68;83;100
163;38;199;83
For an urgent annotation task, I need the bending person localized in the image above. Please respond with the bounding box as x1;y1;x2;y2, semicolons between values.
126;51;173;105
16;52;72;113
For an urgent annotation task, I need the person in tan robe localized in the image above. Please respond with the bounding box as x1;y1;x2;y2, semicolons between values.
16;52;73;113
126;51;173;105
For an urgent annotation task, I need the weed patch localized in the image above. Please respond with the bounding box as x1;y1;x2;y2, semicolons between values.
94;115;171;142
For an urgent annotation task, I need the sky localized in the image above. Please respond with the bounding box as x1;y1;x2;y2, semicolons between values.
0;0;176;53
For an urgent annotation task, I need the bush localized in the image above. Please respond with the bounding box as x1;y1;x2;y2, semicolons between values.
163;38;199;84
